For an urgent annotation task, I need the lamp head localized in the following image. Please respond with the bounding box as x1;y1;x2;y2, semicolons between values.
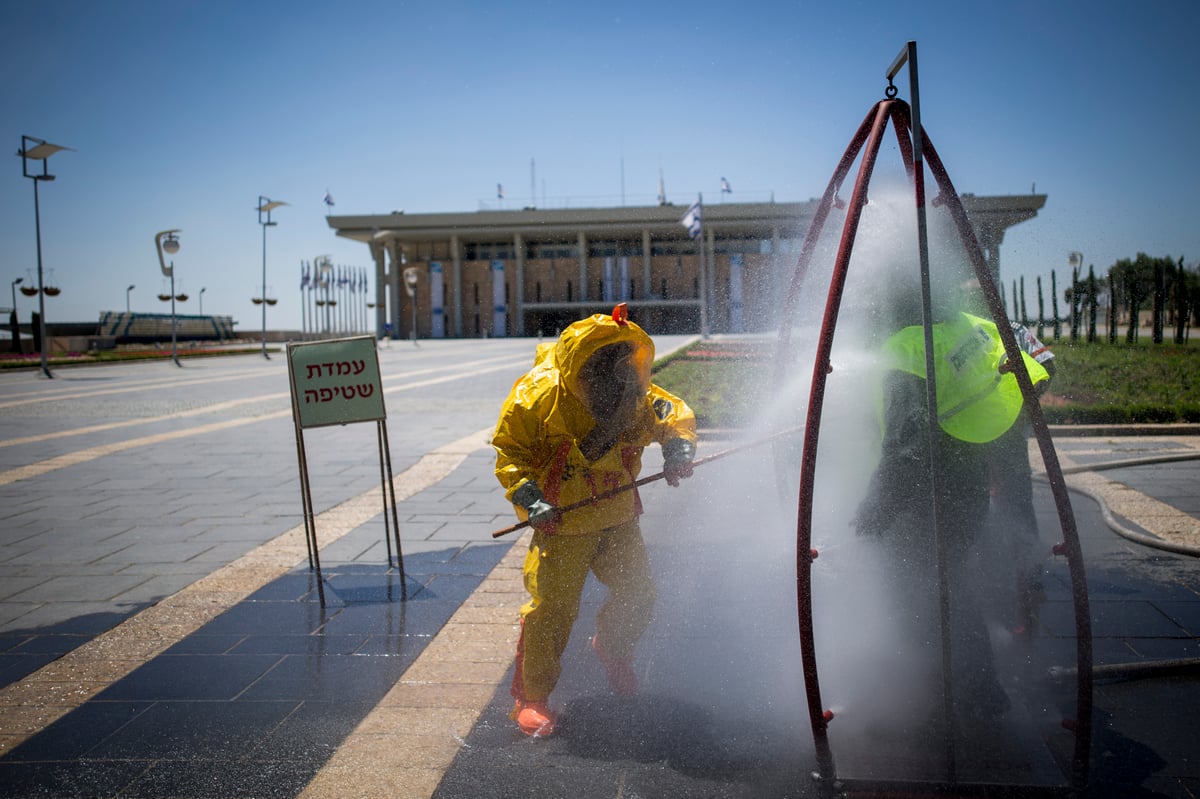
127;284;135;291
154;229;182;277
19;136;74;180
14;277;22;286
258;197;287;225
20;141;73;160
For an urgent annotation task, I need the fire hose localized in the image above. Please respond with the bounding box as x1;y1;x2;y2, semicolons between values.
491;426;803;538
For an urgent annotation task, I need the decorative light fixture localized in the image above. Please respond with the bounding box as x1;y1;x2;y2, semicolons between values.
256;196;287;358
154;229;184;367
18;135;74;378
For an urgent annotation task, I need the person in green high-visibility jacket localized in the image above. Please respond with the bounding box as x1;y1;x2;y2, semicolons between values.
855;305;1049;721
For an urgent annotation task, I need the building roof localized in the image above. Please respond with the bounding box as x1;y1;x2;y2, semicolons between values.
326;195;1046;246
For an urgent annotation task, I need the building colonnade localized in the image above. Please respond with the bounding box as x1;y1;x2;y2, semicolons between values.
327;196;1045;340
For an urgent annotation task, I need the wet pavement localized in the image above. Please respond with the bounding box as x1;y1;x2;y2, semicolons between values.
0;345;1197;798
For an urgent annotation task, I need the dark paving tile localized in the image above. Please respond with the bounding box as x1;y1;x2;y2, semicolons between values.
1031;634;1138;670
244;700;376;761
0;635;28;653
316;599;459;637
1090;679;1200;790
230;633;368;656
1088;557;1200;600
161;633;247;655
32;611;129;636
440;543;509;573
1126;637;1200;660
1040;599;1191;638
244;572;326;602
324;573;421;604
1151;600;1200;636
0;759;149;799
235;653;410;702
0;652;58;688
199;601;332;636
10;633;91;656
4;701;154;761
354;634;434;657
319;562;401;576
95;654;284;701
423;573;492;603
122;758;319;799
86;700;299;760
401;546;464;564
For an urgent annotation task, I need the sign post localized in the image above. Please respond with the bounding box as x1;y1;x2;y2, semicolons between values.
287;335;405;604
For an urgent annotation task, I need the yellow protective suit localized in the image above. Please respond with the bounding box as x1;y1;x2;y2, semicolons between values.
492;307;696;706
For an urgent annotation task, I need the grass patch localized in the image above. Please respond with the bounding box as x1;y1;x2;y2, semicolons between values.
1042;342;1200;424
653;337;1200;428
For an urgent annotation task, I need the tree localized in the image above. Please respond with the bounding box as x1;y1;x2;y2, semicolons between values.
1107;274;1118;344
1069;265;1082;341
1174;258;1200;344
1036;275;1046;340
1087;265;1098;343
1109;253;1184;344
1051;271;1062;340
1153;258;1166;344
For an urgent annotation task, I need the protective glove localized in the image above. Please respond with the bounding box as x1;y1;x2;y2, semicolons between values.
662;438;696;487
512;481;558;530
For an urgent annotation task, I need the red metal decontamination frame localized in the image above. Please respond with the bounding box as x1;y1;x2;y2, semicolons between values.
778;50;1094;796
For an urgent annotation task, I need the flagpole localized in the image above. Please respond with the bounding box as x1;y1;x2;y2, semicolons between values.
300;262;307;341
701;192;706;333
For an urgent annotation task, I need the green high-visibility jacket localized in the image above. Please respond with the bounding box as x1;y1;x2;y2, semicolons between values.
882;312;1049;444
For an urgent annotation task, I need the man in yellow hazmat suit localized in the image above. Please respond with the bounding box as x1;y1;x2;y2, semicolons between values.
492;304;698;737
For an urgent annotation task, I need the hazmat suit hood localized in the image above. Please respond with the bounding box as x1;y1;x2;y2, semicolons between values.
553;305;654;412
492;303;696;536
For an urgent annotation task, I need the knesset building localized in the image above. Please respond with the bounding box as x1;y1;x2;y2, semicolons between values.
327;193;1044;339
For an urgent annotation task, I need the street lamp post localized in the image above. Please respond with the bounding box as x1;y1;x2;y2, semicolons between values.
9;278;22;355
257;197;286;359
18;135;74;379
126;284;136;313
199;287;206;315
155;229;183;367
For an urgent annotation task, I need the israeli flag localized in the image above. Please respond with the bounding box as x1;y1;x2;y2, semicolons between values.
680;201;702;239
720;177;731;193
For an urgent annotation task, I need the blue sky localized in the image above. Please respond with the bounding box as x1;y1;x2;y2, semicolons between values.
2;0;1198;332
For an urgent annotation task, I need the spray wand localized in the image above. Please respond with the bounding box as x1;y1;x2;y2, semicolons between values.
491;426;803;538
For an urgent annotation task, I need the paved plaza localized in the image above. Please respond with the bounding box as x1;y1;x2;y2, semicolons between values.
0;340;1197;798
